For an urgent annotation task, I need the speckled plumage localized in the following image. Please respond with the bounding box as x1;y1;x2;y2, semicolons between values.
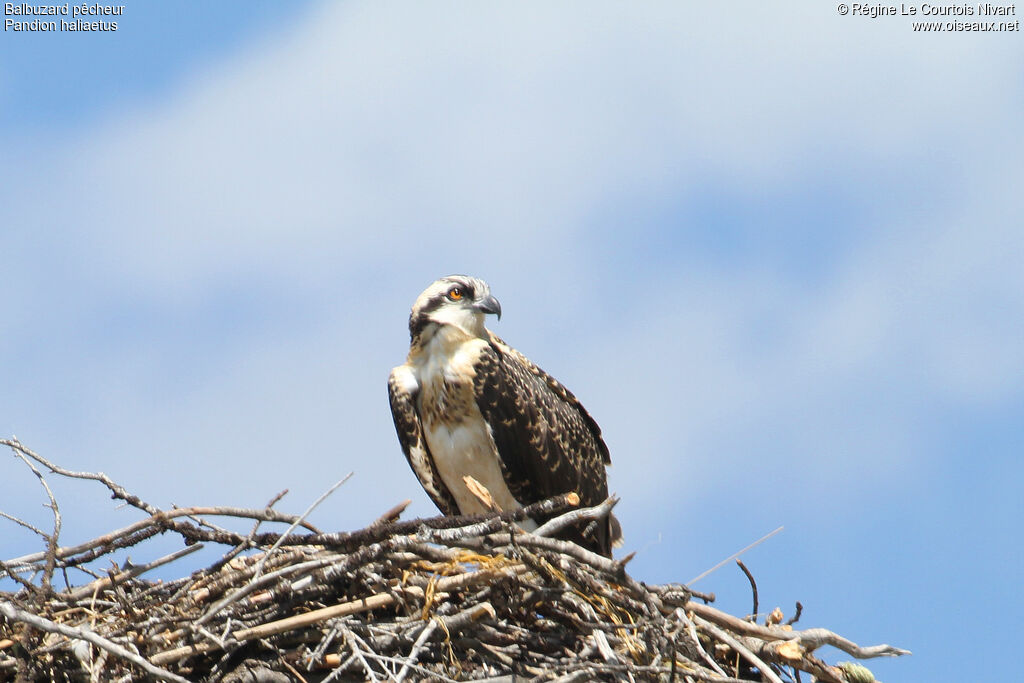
388;275;621;556
387;365;459;516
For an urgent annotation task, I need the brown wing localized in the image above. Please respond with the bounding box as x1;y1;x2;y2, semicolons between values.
473;334;619;556
489;333;611;466
387;365;458;516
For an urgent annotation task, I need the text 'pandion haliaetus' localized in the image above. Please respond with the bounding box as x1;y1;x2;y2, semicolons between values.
388;275;621;556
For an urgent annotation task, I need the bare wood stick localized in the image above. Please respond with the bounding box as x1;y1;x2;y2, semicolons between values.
782;627;911;659
439;600;496;632
415;493;580;544
533;497;618;539
591;628;618;663
1;445;910;682
3;506;317;572
445;531;619;577
786;601;803;627
152;565;526;666
64;544;204;602
688;602;910;658
251;473;352;580
2;439;159;515
688;601;796;640
736;559;758;620
373;499;411;525
138;492;581;552
0;510;48;539
231;568;512;640
394;619;437;683
691;613;785;683
0;559;40;594
195;553;349;627
207;489;292;573
462;532;663;614
8;443;62;593
355;650;461;683
338;623;381;683
0;599;189;683
675;607;728;677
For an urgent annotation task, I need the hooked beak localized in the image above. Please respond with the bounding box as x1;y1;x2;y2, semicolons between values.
473;294;502;320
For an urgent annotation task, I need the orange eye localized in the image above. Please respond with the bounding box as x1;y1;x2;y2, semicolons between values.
448;287;463;301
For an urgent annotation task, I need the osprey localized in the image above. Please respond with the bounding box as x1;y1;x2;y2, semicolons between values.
388;275;621;557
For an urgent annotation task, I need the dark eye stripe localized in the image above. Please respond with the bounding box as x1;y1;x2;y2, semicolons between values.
420;294;448;314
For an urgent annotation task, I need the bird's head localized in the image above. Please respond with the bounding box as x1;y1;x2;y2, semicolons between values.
408;275;502;342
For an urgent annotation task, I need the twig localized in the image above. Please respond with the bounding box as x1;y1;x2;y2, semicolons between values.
208;489;291;572
691;613;785;683
373;499;411;525
786;601;803;627
154;565;526;665
415;493;580;544
3;505;318;574
338;622;381;683
251;473;352;580
9;442;62;593
0;599;189;683
355;650;461;683
0;560;40;594
0;511;48;539
675;607;727;678
64;544;204;602
736;559;758;620
394;619;437;682
2;439;158;515
2;445;909;682
533;496;618;539
781;628;911;659
195;553;349;627
688;602;911;658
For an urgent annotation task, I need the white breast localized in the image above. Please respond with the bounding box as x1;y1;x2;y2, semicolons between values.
415;333;536;529
424;415;526;517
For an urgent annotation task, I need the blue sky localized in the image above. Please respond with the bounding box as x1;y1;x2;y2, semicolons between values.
3;3;1023;680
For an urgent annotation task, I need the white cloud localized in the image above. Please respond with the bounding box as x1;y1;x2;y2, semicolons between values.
2;2;1022;575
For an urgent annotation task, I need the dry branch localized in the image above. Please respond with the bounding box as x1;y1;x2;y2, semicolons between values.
1;442;909;682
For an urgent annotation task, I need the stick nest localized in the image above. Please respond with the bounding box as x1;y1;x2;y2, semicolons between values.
0;439;908;682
